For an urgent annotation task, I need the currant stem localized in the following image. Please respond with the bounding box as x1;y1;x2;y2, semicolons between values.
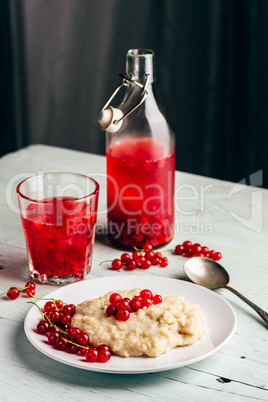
99;260;113;265
0;290;13;297
61;337;91;350
133;247;143;252
18;284;32;292
27;301;45;320
30;294;67;307
44;313;69;336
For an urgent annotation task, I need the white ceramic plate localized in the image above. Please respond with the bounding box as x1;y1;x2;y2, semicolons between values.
24;275;236;374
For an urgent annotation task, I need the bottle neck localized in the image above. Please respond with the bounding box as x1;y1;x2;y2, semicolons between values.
126;49;155;85
120;80;156;116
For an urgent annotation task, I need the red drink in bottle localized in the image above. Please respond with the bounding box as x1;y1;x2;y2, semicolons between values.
107;138;175;248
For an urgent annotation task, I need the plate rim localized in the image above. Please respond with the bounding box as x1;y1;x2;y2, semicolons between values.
24;275;237;374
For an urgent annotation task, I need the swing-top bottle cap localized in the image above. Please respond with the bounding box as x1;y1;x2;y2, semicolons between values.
98;106;123;133
98;49;154;133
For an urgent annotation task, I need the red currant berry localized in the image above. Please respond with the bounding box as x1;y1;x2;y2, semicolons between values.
48;310;60;322
25;281;36;290
144;244;153;251
154;252;161;258
124;297;131;304
37;320;50;334
106;304;117;316
175;245;184;255
68;327;81;339
68;344;79;354
151;256;160;265
132;250;142;261
136;256;146;267
160;257;168;267
125;259;137;270
97;344;110;352
184;249;193;257
116;309;130;321
48;331;61;345
60;323;70;332
61;313;71;324
77;333;90;346
85;347;98;362
201;246;209;256
140;289;153;299
152;295;163;304
55;300;63;310
56;338;68;351
26;288;35;297
62;305;73;315
130;299;142;312
111;259;122;270
192;243;202;254
117;299;131;311
182;240;192;249
7;287;20;300
44;301;56;313
208;250;215;259
98;349;111;363
145;251;154;260
78;347;88;356
213;252;222;261
142;297;153;308
109;293;122;306
195;252;205;257
132;295;143;303
68;304;76;314
141;259;152;269
121;253;131;263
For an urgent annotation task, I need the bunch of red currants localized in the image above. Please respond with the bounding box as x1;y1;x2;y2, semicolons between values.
108;244;168;271
36;299;111;363
174;241;222;261
104;240;222;272
0;281;36;300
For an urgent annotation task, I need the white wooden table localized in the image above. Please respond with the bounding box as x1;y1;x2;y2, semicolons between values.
0;145;267;402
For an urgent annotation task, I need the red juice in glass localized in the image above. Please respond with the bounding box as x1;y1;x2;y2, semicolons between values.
21;197;97;282
106;137;175;248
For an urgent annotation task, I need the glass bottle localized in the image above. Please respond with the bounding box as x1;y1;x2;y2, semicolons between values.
101;49;175;249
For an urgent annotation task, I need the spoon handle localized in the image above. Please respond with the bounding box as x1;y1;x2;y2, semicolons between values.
225;285;268;325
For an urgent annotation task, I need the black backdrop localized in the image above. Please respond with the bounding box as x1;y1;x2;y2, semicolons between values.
1;0;268;187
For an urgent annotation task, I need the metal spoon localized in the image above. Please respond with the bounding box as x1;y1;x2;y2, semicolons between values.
184;257;268;325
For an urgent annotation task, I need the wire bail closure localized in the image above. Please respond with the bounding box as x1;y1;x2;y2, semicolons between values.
98;73;150;133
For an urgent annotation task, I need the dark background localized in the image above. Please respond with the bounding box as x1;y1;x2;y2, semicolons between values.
1;0;268;187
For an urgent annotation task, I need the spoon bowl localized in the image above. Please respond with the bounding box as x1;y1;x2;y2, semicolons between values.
183;257;268;325
184;257;229;289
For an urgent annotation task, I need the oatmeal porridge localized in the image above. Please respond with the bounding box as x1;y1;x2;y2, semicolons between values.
71;288;207;357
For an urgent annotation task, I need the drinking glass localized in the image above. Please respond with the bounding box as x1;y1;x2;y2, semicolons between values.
17;172;99;284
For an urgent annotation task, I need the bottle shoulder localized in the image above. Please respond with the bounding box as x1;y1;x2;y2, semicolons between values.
107;84;175;154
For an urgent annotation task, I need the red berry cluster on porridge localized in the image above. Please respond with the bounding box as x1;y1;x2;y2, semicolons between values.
106;289;163;321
